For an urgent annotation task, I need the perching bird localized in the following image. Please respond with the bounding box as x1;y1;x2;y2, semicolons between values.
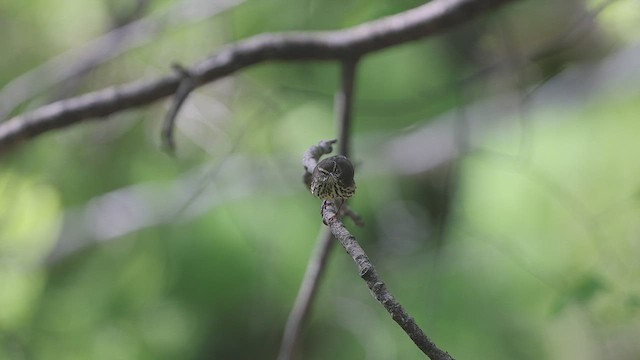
310;155;356;205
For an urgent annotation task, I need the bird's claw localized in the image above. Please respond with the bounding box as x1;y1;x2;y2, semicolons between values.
321;200;343;225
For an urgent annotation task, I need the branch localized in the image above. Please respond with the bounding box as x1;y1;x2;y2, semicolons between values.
107;0;150;29
335;58;359;157
279;57;361;359
302;139;337;174
47;0;151;104
321;205;454;360
299;139;452;359
0;0;517;153
0;0;243;121
161;64;198;153
277;228;333;360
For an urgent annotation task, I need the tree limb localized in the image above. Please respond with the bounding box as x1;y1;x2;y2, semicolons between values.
321;205;454;360
0;0;243;121
0;0;517;153
300;140;454;359
279;57;361;359
161;64;198;153
277;228;333;360
335;58;359;158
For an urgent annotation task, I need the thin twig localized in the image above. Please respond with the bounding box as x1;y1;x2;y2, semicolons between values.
0;0;518;153
49;0;151;103
463;0;620;87
277;228;333;360
336;58;359;158
286;140;343;360
341;205;365;227
161;64;198;153
279;57;361;359
335;58;363;226
107;0;150;29
302;139;337;174
0;0;243;121
301;140;453;358
321;205;454;360
526;0;619;62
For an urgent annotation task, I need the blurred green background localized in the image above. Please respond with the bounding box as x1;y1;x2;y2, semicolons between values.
2;0;640;359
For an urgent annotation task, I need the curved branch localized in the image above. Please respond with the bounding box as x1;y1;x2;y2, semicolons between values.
0;0;517;153
161;64;198;153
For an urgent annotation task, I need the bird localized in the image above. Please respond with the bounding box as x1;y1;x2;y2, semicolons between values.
310;155;356;215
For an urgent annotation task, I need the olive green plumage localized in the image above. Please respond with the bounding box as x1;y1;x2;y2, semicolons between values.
310;155;356;201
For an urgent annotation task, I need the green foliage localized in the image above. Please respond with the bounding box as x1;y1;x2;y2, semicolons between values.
2;0;640;359
0;171;58;334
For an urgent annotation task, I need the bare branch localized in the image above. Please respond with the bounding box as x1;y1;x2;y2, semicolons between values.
48;0;151;103
277;228;333;360
302;139;337;174
0;0;517;153
280;56;362;359
303;143;452;357
0;0;243;120
335;59;364;226
296;62;452;360
321;205;454;360
336;58;359;157
107;0;150;29
45;152;290;265
161;64;198;153
341;205;365;227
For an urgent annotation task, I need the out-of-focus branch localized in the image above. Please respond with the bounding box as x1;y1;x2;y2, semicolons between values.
302;140;337;175
161;64;198;153
48;0;152;103
107;0;150;29
45;152;295;265
464;0;619;86
0;0;244;120
279;57;361;360
277;228;333;360
336;58;358;158
321;204;454;360
0;0;518;153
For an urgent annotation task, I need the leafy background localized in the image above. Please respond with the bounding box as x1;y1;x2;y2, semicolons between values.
2;0;640;359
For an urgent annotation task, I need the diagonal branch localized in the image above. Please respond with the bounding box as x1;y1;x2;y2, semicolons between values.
0;0;517;153
277;227;333;360
0;0;243;121
300;140;454;359
321;205;454;360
